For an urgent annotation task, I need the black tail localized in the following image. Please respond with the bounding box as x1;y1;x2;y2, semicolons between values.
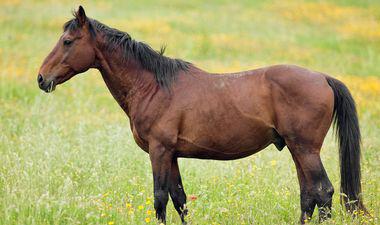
326;77;366;213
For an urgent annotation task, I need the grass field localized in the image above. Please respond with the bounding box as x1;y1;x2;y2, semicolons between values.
0;0;379;224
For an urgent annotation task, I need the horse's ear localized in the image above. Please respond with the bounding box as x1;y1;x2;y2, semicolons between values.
76;5;87;27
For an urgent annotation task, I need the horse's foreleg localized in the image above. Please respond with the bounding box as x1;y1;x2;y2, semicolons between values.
149;142;173;224
289;146;334;224
169;158;188;224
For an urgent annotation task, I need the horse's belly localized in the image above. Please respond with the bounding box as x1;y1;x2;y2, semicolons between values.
175;121;273;160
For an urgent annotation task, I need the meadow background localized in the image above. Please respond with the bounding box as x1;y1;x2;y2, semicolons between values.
0;0;379;224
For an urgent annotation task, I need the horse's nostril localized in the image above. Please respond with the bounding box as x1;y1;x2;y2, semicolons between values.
37;74;43;84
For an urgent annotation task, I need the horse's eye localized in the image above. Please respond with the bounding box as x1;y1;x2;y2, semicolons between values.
63;39;73;46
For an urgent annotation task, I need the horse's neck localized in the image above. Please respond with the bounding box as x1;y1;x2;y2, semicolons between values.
95;47;158;116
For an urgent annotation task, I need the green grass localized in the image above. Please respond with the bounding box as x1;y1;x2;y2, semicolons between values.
0;0;379;224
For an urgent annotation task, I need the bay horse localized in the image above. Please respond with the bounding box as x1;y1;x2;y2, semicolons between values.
38;6;366;224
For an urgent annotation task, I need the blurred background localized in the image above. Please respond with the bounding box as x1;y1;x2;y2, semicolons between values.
0;0;379;224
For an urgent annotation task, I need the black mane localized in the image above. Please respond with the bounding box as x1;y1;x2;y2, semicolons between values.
64;17;191;88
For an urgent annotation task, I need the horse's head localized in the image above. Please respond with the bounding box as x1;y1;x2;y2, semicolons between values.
38;6;96;92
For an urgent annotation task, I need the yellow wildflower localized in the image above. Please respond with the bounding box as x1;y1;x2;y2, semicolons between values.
270;160;277;166
128;209;134;215
102;192;109;198
108;221;114;225
147;209;152;215
145;217;151;223
146;200;152;205
138;205;144;210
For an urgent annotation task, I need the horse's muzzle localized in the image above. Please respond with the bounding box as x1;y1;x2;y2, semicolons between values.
37;74;55;93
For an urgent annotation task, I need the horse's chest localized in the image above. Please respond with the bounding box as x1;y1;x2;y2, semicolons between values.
131;124;149;153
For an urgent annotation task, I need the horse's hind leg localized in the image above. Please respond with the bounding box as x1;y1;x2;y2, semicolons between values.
269;70;336;222
288;142;334;224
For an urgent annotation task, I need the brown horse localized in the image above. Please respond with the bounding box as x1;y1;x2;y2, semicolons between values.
38;6;366;224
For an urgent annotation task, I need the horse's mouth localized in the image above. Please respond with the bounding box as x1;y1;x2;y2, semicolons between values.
45;80;56;93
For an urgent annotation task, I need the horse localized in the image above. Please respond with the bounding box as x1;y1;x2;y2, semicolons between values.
37;6;366;224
